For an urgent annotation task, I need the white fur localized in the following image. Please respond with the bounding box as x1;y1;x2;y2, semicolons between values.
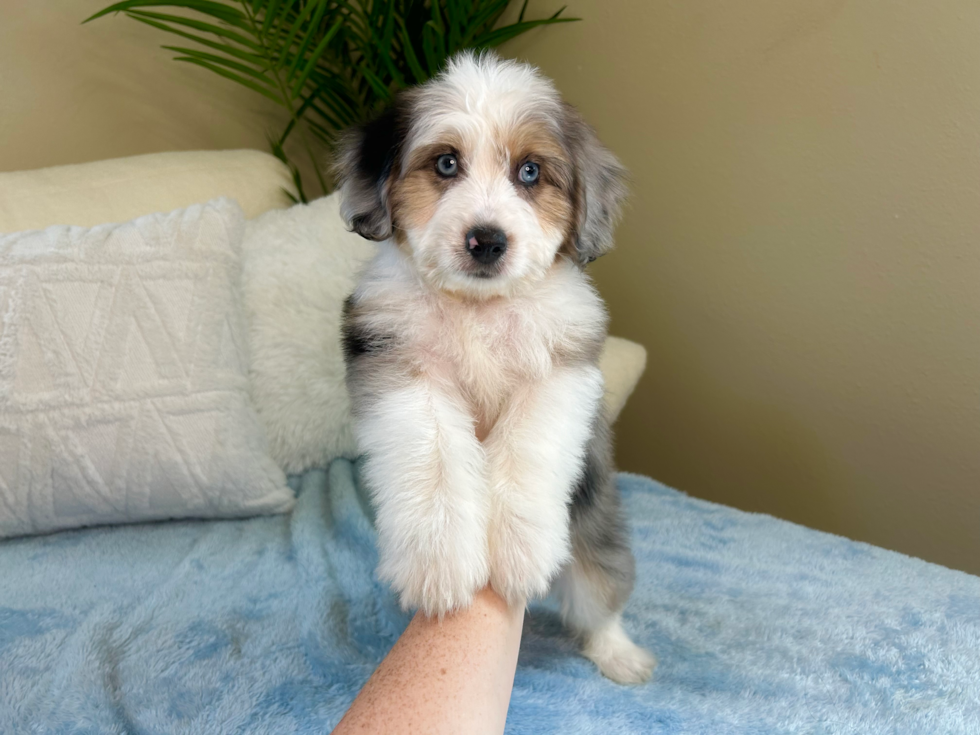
353;242;607;427
485;364;604;604
241;195;375;473
355;378;490;618
406;53;562;152
582;614;657;685
351;244;606;611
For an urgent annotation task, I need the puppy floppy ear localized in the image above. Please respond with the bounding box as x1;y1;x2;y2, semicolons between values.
335;92;414;241
563;103;629;265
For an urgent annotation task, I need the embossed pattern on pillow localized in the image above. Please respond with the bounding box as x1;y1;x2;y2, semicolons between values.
0;199;293;538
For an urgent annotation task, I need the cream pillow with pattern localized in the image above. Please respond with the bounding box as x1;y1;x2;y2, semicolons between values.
0;198;293;538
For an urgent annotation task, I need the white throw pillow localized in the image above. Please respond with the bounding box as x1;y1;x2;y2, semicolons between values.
242;194;376;474
242;193;648;475
0;198;293;538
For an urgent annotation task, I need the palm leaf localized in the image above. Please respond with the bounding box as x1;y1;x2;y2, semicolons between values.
462;0;511;42
286;0;329;82
84;1;246;26
276;0;320;68
397;19;428;83
126;9;261;49
291;17;343;97
358;64;393;102
260;0;281;35
473;14;578;49
164;46;275;84
174;56;284;104
421;21;442;75
376;5;405;86
129;14;264;64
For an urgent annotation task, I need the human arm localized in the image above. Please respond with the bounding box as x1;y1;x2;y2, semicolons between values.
331;586;525;735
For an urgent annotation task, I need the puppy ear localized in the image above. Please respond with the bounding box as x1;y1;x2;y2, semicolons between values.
563;103;629;265
335;93;413;241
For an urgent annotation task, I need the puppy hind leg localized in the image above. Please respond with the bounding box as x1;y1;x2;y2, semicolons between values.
555;553;656;685
553;422;655;684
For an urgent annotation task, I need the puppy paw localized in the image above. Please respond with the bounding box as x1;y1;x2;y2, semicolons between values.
488;502;570;605
380;538;489;618
583;617;657;684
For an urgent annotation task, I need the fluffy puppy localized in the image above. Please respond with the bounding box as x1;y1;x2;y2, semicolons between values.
337;52;654;684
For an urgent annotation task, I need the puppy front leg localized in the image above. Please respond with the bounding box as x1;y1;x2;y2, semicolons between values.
485;364;604;605
355;379;490;618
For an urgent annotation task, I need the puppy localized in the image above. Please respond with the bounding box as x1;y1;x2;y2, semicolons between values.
337;52;654;684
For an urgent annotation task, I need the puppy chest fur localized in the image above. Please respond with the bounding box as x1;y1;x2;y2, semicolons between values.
345;243;607;437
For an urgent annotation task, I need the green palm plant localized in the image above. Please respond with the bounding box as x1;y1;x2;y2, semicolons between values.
85;1;578;202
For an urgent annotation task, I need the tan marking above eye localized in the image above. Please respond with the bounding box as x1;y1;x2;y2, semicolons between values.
505;121;567;163
390;167;445;231
504;122;573;192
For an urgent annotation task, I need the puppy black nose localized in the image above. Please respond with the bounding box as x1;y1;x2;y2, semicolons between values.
465;226;507;265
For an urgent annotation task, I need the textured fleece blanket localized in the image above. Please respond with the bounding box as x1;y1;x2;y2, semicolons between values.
1;459;978;734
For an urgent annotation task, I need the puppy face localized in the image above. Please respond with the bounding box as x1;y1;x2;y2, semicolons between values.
391;100;573;295
337;52;627;298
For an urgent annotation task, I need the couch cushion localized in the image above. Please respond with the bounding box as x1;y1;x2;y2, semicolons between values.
0;149;295;233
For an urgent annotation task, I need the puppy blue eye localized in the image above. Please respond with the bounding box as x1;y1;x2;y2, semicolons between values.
436;154;458;177
519;161;540;185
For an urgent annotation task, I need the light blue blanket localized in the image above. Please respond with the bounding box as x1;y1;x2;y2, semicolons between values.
1;459;978;734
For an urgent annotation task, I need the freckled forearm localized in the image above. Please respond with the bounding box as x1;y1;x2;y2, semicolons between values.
331;587;525;735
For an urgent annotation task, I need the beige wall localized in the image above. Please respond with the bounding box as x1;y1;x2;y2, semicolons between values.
506;0;980;574
0;1;293;172
3;2;978;572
